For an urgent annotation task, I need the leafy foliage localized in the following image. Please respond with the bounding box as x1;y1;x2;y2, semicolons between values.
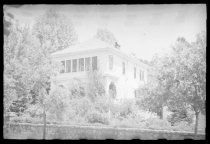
33;8;78;53
96;28;120;49
137;55;175;119
86;111;109;125
47;86;70;121
3;6;16;37
86;71;106;102
4;8;78;139
4;23;36;114
167;109;194;126
67;79;86;99
137;31;206;134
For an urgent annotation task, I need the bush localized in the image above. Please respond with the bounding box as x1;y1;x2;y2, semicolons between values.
86;71;106;102
24;104;43;118
67;79;86;99
69;97;93;117
144;117;172;130
94;96;110;113
173;121;194;132
48;85;71;122
9;114;42;124
109;99;134;119
9;98;28;116
86;112;109;125
167;110;193;126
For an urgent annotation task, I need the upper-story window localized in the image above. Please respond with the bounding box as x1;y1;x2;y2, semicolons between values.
66;60;71;73
60;61;65;73
142;70;144;81
122;62;125;75
92;56;97;71
109;55;113;70
140;70;145;81
139;70;142;80
60;56;97;73
79;58;84;71
85;57;90;71
72;59;77;72
134;67;136;79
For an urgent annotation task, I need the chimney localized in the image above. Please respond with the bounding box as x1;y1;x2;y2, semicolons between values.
115;42;120;50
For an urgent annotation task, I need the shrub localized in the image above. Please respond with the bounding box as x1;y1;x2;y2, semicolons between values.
67;79;86;99
48;85;71;122
24;104;43;118
109;99;135;119
94;96;110;113
9;98;28;116
4;112;17;123
144;117;172;130
167;110;194;126
69;97;93;117
86;111;109;125
86;71;106;102
171;121;194;132
9;114;43;124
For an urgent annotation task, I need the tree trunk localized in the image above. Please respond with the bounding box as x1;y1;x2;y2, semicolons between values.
159;106;163;119
108;110;111;121
43;107;47;139
194;111;199;135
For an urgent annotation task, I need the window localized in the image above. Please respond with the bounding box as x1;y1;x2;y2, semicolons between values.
139;70;141;80
109;55;113;70
134;67;136;79
66;60;71;73
72;59;77;72
134;90;137;98
142;70;144;81
139;70;145;81
79;58;84;71
60;61;65;73
85;57;90;71
122;62;125;74
92;56;97;71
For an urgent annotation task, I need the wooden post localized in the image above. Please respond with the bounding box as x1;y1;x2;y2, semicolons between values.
194;111;199;135
43;106;47;139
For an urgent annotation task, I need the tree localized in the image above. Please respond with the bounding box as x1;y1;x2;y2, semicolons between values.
3;5;22;37
4;6;14;37
95;28;120;49
31;8;78;139
28;54;60;139
4;23;36;116
4;15;62;139
139;31;206;134
168;32;206;134
137;55;175;119
33;8;78;53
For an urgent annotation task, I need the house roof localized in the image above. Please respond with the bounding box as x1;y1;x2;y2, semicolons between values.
51;38;114;56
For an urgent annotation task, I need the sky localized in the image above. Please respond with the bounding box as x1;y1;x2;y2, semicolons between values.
5;4;206;61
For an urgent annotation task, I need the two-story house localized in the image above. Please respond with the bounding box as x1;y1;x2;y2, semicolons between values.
51;38;149;101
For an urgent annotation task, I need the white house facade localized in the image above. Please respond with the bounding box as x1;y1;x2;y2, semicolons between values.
51;38;149;101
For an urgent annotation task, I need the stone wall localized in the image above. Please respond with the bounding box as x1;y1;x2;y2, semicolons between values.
4;123;205;140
